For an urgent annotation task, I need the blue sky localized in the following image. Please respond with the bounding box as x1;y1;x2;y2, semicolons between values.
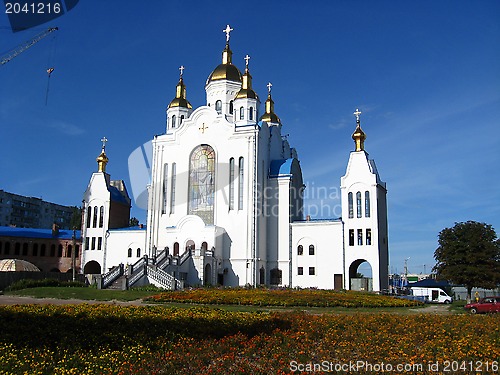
1;1;499;275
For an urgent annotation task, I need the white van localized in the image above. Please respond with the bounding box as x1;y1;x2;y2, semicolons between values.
410;287;453;304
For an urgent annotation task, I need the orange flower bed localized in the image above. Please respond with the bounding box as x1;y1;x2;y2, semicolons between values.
145;287;421;308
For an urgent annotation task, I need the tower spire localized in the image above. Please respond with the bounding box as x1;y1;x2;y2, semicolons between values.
352;108;366;151
235;54;257;99
260;82;280;124
168;66;192;109
96;137;109;172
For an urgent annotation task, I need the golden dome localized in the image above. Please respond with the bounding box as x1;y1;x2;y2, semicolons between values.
168;76;192;109
351;109;366;151
235;55;258;100
260;89;281;124
206;43;242;84
96;149;108;172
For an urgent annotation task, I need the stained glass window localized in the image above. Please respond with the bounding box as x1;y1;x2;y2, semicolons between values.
188;145;215;224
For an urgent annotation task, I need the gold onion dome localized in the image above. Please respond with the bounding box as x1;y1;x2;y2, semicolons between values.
235;55;257;100
96;137;109;173
168;74;192;109
352;108;366;151
260;83;281;124
207;26;242;84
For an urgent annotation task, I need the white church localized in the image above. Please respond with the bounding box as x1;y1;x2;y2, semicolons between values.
81;26;389;292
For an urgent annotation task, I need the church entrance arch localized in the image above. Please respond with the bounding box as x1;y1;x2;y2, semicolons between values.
185;240;195;252
348;259;373;291
83;260;101;274
204;263;212;285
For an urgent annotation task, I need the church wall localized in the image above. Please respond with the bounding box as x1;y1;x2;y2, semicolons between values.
106;229;146;269
291;220;344;289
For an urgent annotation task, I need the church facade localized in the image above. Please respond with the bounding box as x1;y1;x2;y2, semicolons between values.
81;26;389;291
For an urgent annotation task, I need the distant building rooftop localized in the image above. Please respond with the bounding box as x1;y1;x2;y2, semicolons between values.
0;226;81;240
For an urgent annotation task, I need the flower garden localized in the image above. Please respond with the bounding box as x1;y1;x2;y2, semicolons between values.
0;290;498;374
144;287;421;308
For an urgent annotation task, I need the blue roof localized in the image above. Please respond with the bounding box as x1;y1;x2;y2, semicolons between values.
109;185;129;205
0;226;81;240
109;225;147;232
269;158;294;177
408;279;451;288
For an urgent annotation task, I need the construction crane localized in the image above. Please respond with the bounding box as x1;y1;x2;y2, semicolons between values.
1;27;58;66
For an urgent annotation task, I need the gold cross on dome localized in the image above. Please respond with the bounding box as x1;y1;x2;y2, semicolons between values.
244;54;250;68
100;137;108;150
223;24;233;42
353;108;362;122
179;65;185;77
199;123;208;134
267;82;272;94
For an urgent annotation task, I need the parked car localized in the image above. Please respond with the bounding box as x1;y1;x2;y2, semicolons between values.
464;297;500;314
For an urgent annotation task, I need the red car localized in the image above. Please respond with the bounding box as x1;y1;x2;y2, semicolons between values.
464;297;500;314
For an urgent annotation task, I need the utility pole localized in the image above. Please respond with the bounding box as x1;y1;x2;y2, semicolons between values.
72;228;76;282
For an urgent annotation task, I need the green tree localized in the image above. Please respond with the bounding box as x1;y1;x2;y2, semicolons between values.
70;206;82;230
129;217;139;227
433;221;500;302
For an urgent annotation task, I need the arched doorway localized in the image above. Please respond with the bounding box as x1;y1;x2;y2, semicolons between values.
349;259;373;291
83;260;101;274
204;263;212;286
185;240;195;252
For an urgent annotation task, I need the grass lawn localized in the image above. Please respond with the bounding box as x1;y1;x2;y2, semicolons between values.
5;287;158;301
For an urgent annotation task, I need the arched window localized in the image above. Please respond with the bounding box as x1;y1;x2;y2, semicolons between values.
309;245;315;255
39;244;45;256
75;245;79;258
297;245;303;255
239;106;244;120
229;100;234;114
50;244;56;256
136;248;141;257
32;243;38;256
188;145;215;224
67;245;72;258
162;164;168;214
365;191;370;218
180;115;185;125
14;242;20;256
99;206;104;228
127;248;132;257
170;163;176;214
238;157;244;210
93;206;98;228
249;107;254;121
4;242;10;255
229;158;235;210
366;229;372;245
356;191;362;218
357;229;363;245
22;243;28;256
173;242;179;256
348;193;353;219
172;115;176;128
215;100;222;114
86;206;91;227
